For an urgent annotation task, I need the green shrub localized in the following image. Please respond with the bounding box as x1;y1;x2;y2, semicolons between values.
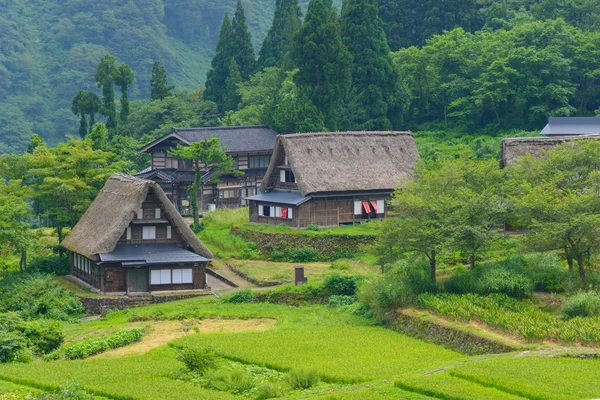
0;313;63;362
226;289;254;304
327;295;356;307
190;222;205;233
29;256;70;276
0;274;84;320
254;382;288;399
485;254;568;292
305;224;320;231
204;368;255;394
287;369;319;390
323;274;359;296
445;266;533;299
63;328;144;359
329;260;350;271
176;346;217;375
562;292;600;319
241;242;259;259
269;250;286;261
289;247;317;262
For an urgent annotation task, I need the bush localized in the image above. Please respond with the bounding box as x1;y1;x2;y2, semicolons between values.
254;382;287;399
487;254;568;292
29;256;70;276
287;369;319;390
241;242;259;259
305;224;320;231
0;313;63;363
329;260;350;271
322;274;359;296
444;266;533;299
327;295;356;307
562;292;600;319
204;368;255;394
63;328;144;359
0;274;84;321
289;247;317;263
269;250;286;261
190;222;205;233
176;346;217;375
226;289;254;304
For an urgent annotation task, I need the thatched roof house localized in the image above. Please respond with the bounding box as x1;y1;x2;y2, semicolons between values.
62;174;212;294
500;135;600;167
247;131;419;228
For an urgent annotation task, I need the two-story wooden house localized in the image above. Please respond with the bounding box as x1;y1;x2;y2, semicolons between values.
62;174;213;294
246;131;419;228
136;125;278;215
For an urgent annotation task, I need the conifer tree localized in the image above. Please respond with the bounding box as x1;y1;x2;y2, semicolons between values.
290;0;352;130
231;0;257;80
114;64;135;135
150;61;175;100
224;58;243;111
258;0;303;69
341;0;397;130
94;54;118;132
205;13;235;111
71;90;100;138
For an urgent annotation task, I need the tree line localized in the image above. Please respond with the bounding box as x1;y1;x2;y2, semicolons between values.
381;139;600;288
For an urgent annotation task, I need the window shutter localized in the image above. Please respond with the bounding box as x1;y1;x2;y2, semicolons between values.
172;269;183;284
161;269;171;284
126;227;132;240
142;226;156;240
151;270;161;285
182;269;193;283
288;208;293;219
258;205;264;216
275;207;281;217
155;208;161;219
167;226;172;239
137;208;143;219
377;200;385;213
354;201;362;215
280;170;286;182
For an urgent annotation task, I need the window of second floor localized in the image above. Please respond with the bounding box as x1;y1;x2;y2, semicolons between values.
280;170;296;183
249;154;271;169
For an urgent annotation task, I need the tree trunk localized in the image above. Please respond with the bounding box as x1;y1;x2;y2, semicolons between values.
192;168;201;227
576;254;587;288
469;254;476;269
564;247;574;274
19;248;27;272
57;226;64;257
430;250;437;283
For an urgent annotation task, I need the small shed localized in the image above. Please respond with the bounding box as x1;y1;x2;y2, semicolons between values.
62;174;213;294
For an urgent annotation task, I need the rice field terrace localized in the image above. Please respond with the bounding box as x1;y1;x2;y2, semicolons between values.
1;296;600;400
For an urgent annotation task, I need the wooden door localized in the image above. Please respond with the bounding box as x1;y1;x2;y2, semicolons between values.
129;269;149;292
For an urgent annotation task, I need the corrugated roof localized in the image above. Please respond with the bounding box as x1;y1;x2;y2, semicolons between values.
245;190;311;206
541;117;600;136
139;125;278;154
100;243;210;265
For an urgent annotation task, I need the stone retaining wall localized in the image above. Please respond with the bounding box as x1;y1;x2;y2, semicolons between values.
230;227;375;259
391;311;519;355
79;293;209;315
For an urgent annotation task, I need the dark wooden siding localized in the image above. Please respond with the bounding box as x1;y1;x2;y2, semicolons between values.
104;266;126;292
250;202;299;227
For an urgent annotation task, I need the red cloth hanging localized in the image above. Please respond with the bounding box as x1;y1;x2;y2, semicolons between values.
281;207;288;219
370;200;378;213
362;201;371;213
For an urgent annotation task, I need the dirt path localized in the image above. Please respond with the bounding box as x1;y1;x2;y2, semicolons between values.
93;318;277;358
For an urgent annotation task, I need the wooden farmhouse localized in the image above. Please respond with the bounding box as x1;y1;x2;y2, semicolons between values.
246;131;419;228
136;125;277;215
61;174;213;294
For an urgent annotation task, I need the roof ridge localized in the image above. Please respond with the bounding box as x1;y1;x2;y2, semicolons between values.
173;125;270;131
280;131;413;139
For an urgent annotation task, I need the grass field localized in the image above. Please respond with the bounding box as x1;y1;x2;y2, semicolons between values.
227;258;377;285
2;295;600;399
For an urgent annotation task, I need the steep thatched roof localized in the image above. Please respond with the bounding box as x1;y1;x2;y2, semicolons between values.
260;132;419;195
500;135;600;167
62;174;212;260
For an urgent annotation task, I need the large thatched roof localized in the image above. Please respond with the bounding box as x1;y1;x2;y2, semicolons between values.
500;135;600;167
260;132;419;195
62;174;212;260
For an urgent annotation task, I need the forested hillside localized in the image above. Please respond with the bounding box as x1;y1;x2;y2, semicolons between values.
0;0;318;153
2;0;600;154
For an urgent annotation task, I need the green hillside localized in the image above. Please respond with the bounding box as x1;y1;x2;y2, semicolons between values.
0;0;323;153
